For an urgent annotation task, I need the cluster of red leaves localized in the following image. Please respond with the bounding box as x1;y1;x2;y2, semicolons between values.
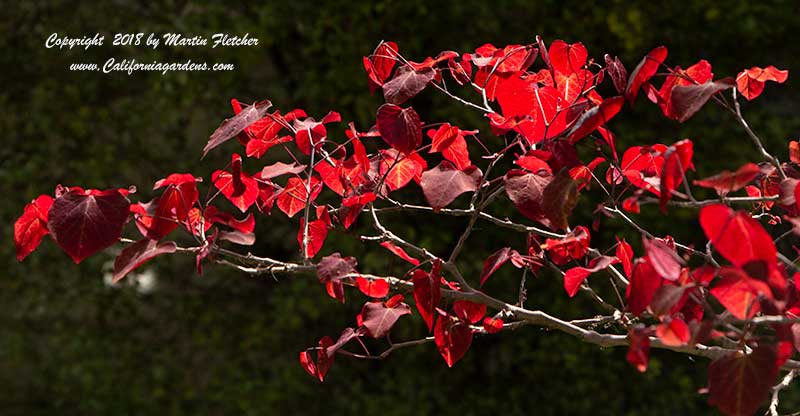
14;36;794;416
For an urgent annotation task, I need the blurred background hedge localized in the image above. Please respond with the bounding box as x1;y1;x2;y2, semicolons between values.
3;1;800;414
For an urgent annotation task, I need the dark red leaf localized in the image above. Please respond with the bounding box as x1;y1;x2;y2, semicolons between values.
376;104;422;155
626;325;651;372
316;253;357;283
203;100;272;157
412;264;441;332
48;189;131;263
604;54;628;94
112;239;177;283
383;66;435;105
434;314;473;367
707;345;778;416
669;78;734;122
359;296;411;338
504;169;554;227
541;169;580;230
420;161;482;211
480;247;519;286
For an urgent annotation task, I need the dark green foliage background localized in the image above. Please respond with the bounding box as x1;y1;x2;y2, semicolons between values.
3;1;800;414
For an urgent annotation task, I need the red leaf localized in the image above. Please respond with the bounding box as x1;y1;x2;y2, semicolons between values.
655;318;690;347
420;161;482;211
736;65;788;101
563;255;619;297
616;238;634;278
379;241;420;266
14;195;53;261
480;247;519;286
707;345;778;416
412;263;441;332
549;40;587;75
710;267;772;319
212;154;259;213
482;317;504;334
203;100;272;157
340;192;375;229
625;46;667;105
383;66;435;105
359;296;411;338
364;41;399;93
453;300;486;324
276;175;322;218
669;78;734;122
376;104;422;155
566;96;624;143
626;258;665;316
356;276;390;298
48;189;130;263
626;325;651;372
378;149;425;192
112;239;177;283
434;314;473;367
297;219;328;258
699;203;777;268
149;173;200;239
659;139;694;211
694;163;760;196
427;123;475;170
543;226;591;265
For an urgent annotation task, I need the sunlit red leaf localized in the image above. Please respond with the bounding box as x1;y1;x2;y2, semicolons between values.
626;258;665;316
356;276;390;298
699;203;776;267
566;96;624;143
483;317;504;334
626;46;667;105
375;242;418;267
736;65;788;101
655;318;690;347
14;195;53;261
212;154;259;213
616;238;634;278
277;175;322;218
563;255;619;297
710;267;772;319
